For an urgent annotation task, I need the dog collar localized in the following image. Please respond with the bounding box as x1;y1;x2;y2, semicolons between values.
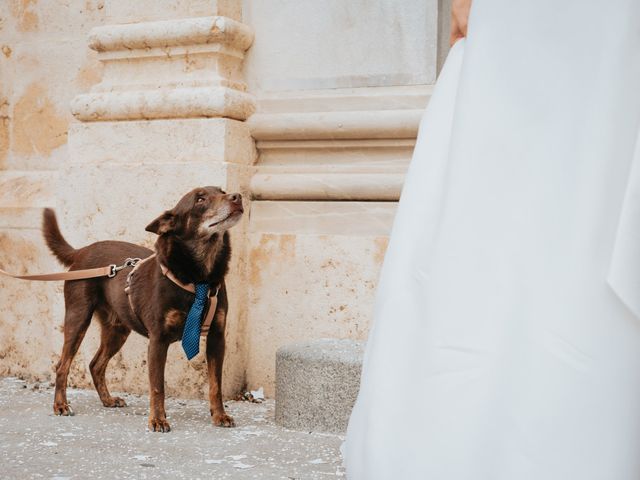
159;261;220;298
126;253;219;298
124;253;220;340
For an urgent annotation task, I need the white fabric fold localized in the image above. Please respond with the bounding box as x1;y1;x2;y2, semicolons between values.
607;128;640;320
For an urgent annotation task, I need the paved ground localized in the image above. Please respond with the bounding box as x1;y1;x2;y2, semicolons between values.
0;377;346;479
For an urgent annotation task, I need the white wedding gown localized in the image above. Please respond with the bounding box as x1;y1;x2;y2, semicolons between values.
341;1;640;478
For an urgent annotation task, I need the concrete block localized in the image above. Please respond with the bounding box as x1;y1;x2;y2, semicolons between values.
275;338;364;433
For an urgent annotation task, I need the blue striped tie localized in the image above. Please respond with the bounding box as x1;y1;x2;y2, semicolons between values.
182;282;209;360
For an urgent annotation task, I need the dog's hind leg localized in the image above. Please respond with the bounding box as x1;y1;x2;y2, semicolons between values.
54;301;94;416
90;312;131;408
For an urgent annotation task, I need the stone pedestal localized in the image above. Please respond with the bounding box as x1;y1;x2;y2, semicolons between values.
275;339;365;433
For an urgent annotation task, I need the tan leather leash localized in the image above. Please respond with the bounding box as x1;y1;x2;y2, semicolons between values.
1;254;218;338
0;258;139;282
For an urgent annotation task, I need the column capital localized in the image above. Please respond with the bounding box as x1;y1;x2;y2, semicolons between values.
71;16;255;122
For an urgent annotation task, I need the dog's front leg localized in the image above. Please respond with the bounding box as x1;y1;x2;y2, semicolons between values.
147;336;171;432
206;281;235;427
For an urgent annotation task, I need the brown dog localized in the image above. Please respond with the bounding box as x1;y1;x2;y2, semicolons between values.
42;186;243;432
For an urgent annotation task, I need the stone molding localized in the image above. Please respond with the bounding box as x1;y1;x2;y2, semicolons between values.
71;16;255;122
247;89;429;201
251;172;405;201
248;109;422;141
72;87;254;122
88;16;253;53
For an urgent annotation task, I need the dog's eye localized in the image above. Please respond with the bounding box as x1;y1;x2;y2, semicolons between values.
196;197;205;204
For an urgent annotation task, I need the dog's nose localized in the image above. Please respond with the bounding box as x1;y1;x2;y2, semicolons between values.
228;193;242;204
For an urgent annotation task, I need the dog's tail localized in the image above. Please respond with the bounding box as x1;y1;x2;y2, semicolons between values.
42;208;76;267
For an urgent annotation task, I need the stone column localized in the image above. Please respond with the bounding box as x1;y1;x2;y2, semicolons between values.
64;0;256;399
241;0;447;396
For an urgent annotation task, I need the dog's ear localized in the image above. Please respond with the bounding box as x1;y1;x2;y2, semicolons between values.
145;211;175;235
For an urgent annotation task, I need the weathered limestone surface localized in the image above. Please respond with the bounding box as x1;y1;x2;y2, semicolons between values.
69;118;255;165
243;0;439;92
246;207;395;396
0;0;449;401
104;0;243;24
0;0;107;389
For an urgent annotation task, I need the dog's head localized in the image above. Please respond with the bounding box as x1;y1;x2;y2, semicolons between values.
145;186;244;239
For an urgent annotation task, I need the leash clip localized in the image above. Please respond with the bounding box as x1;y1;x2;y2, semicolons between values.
123;257;141;268
108;258;141;278
108;264;117;278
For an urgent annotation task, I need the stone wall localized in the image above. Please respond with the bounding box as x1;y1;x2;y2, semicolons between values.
0;0;107;390
0;0;450;399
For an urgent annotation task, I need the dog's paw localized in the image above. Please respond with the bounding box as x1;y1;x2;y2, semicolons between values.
212;412;235;428
102;396;127;408
148;417;171;433
53;402;74;416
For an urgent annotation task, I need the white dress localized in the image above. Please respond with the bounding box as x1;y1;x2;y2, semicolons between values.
341;1;640;478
